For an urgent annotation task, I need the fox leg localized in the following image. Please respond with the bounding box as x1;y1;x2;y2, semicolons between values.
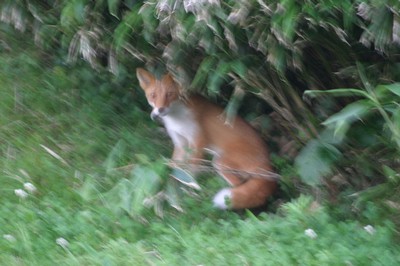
186;138;207;175
172;146;185;161
168;131;192;168
170;138;205;175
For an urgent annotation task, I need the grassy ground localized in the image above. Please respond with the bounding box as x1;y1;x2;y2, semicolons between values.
1;34;400;265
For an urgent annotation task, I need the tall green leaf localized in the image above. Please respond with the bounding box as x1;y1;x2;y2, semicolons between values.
170;168;200;190
303;88;369;99
295;139;341;186
108;0;120;18
380;83;400;97
322;99;374;126
130;166;162;215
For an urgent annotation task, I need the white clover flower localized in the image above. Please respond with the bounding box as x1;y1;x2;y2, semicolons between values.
56;237;69;249
14;189;28;199
3;234;16;242
304;228;318;239
364;225;376;235
23;182;37;193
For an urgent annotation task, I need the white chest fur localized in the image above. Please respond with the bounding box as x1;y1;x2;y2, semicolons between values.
161;101;199;148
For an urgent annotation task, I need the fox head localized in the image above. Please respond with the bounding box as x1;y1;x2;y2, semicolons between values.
136;68;182;120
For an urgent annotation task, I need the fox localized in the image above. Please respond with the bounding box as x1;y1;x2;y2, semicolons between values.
136;68;277;210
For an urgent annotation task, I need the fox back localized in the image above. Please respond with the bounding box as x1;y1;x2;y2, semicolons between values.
136;68;277;210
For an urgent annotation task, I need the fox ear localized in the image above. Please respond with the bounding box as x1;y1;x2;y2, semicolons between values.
162;72;182;92
136;68;155;91
162;73;175;86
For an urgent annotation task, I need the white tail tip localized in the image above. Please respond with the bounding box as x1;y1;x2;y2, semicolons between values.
213;188;232;210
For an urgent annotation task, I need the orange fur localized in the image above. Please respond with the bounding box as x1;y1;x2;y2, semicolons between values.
136;68;276;209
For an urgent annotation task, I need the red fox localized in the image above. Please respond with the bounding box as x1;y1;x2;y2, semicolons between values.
136;68;277;210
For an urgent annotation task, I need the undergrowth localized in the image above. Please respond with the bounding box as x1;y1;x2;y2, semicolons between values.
0;34;399;265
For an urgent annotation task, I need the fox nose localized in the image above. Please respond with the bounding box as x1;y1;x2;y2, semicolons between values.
150;111;159;121
158;107;167;116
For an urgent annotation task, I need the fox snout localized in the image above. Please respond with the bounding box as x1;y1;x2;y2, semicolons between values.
157;107;168;116
150;106;169;120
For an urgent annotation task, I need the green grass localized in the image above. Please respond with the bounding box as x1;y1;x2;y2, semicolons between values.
1;35;400;265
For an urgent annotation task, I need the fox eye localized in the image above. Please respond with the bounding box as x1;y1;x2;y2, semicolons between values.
150;92;156;99
166;92;173;97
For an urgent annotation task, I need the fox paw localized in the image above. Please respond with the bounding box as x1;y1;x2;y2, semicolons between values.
213;188;232;210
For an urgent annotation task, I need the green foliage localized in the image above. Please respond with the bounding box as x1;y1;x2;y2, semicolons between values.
1;23;400;265
5;0;388;135
2;1;399;128
170;167;200;190
301;63;400;213
295;130;342;186
2;1;400;261
305;81;400;147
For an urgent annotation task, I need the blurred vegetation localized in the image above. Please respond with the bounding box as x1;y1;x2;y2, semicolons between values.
2;37;398;265
1;0;400;263
5;0;399;217
0;0;400;218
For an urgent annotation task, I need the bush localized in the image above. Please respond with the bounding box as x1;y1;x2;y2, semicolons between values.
1;13;400;264
2;0;400;230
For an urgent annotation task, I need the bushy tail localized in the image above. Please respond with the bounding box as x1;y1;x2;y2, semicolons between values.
213;178;276;210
